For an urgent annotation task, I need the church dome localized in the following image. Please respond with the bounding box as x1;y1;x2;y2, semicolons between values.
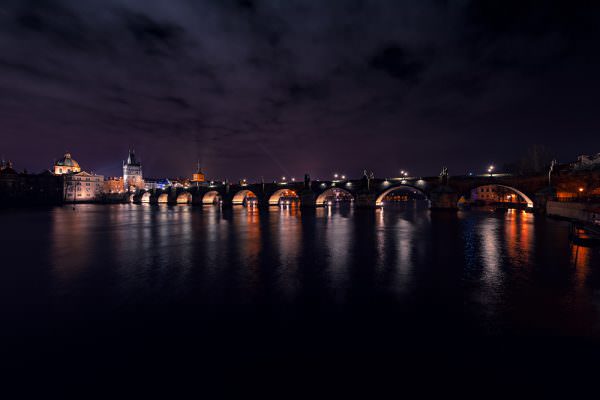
55;153;80;169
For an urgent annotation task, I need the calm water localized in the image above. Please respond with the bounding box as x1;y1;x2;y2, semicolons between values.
2;203;600;396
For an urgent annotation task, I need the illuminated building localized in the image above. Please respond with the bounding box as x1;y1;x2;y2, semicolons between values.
144;178;171;190
123;149;144;191
171;178;190;188
53;153;82;175
472;185;499;202
63;171;104;202
103;176;124;193
192;162;206;183
471;185;525;204
573;153;600;170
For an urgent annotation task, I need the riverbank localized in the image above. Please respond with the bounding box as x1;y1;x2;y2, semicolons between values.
546;200;600;224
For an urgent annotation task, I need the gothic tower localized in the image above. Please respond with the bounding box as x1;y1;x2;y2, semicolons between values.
123;149;143;191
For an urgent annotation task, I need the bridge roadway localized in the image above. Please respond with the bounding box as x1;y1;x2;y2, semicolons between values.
132;172;557;210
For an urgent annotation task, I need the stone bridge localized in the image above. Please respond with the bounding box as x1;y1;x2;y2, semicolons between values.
131;172;565;210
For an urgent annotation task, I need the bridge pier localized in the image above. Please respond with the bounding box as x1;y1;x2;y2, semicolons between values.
534;187;557;213
355;193;378;208
428;186;459;210
299;191;317;207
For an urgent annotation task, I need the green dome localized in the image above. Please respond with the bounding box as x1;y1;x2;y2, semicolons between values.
55;153;80;169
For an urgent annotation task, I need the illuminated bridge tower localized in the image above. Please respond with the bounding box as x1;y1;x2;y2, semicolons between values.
123;149;144;192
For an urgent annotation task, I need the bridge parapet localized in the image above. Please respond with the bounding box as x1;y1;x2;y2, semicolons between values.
125;171;576;211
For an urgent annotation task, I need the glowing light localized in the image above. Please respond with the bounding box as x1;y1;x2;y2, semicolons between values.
341;175;346;180
333;173;339;179
579;187;584;192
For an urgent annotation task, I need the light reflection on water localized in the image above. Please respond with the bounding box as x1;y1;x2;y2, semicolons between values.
0;202;592;337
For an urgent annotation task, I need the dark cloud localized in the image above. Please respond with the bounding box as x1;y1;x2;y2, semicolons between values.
120;10;185;55
158;96;191;110
369;45;425;82
0;0;599;180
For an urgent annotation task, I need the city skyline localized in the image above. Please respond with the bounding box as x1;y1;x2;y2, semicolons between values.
1;1;600;179
1;145;595;183
3;2;600;395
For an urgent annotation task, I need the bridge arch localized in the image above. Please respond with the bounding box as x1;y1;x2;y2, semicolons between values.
375;185;428;206
141;192;151;203
176;192;192;204
316;187;355;206
202;190;222;205
268;189;299;205
469;184;534;208
158;193;169;203
232;189;258;205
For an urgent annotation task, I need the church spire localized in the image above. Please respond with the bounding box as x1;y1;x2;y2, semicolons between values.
126;148;139;165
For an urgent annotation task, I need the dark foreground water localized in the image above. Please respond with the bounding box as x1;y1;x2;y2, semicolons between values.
2;203;600;397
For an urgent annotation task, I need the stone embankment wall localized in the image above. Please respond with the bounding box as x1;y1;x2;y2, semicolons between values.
546;201;600;224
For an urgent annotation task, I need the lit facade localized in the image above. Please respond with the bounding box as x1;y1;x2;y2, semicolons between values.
103;176;125;193
192;162;206;183
64;171;104;202
53;153;81;175
123;149;144;191
144;178;171;190
471;185;525;204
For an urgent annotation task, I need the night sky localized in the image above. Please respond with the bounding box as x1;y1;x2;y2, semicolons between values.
1;0;600;180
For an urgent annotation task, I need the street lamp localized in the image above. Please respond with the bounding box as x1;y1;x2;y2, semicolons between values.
333;173;339;179
488;165;495;176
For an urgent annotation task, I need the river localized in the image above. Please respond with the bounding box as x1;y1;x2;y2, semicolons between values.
1;203;599;396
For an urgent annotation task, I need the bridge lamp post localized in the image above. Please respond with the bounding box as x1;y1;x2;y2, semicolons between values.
488;165;495;176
